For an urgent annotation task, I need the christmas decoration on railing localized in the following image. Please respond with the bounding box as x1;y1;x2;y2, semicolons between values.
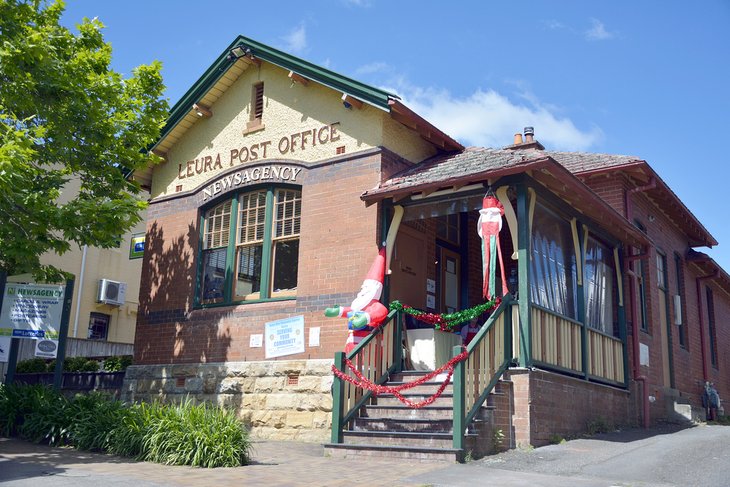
388;297;500;333
332;349;469;408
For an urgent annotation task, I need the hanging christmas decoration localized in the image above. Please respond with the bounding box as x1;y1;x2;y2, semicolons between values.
478;193;508;300
331;350;469;408
389;298;500;333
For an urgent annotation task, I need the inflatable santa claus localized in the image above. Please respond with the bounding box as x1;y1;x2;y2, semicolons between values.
324;247;388;354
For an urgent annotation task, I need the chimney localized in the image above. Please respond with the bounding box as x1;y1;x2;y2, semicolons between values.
504;126;545;150
524;126;534;143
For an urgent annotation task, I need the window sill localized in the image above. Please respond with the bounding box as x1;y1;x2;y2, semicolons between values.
243;120;265;135
195;296;295;310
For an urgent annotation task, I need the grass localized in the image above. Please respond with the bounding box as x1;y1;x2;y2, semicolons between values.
0;383;252;468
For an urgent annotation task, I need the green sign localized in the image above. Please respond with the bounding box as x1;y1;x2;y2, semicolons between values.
0;283;65;339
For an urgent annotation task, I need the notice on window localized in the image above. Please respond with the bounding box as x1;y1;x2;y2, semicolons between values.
265;315;305;359
0;283;65;339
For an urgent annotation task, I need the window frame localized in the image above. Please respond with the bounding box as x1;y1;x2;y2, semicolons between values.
674;252;688;349
196;184;301;308
88;312;110;340
706;285;718;369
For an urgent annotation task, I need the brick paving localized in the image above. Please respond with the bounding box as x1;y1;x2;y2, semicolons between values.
0;437;448;486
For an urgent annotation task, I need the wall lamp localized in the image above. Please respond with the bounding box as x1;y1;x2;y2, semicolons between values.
228;46;252;61
341;94;362;110
193;103;212;118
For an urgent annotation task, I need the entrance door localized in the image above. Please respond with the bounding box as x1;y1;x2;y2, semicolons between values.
439;247;460;313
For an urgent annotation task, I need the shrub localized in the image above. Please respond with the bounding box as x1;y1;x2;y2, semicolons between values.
0;385;252;468
103;355;133;372
80;359;100;372
15;358;49;373
0;384;74;445
68;392;126;451
141;397;252;468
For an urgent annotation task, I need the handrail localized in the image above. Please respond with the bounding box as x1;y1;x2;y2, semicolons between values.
453;295;513;452
331;308;401;443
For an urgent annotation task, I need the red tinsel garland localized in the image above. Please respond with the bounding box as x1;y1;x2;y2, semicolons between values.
331;350;468;409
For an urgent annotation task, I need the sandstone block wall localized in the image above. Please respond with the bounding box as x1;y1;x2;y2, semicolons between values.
122;359;334;442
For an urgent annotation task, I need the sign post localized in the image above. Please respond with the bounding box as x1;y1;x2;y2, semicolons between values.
52;279;74;391
0;278;74;390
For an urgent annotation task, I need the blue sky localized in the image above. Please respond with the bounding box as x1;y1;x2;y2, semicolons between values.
61;1;730;270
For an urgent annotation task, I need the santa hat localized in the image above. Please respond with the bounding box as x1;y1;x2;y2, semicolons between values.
364;247;386;285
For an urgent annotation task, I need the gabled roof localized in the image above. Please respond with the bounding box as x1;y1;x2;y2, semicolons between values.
147;35;462;158
362;147;649;247
687;250;730;296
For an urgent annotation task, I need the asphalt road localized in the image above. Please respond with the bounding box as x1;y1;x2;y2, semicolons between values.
409;423;730;487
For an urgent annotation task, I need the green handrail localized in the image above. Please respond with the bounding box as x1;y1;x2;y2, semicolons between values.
330;309;401;443
452;296;513;451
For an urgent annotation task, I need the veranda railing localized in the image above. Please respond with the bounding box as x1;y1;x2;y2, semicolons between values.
330;309;402;443
452;296;513;451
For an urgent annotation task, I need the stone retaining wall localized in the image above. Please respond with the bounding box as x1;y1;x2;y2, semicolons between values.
122;359;334;441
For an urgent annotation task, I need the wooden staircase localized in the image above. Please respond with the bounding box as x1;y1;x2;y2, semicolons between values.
324;370;507;462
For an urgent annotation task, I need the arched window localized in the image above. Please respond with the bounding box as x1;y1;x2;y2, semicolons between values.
199;186;301;305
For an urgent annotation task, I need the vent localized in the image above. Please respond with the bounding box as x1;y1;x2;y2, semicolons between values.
97;279;127;306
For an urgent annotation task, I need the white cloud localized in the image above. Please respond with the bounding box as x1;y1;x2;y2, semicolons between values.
386;80;602;151
543;19;565;30
281;24;307;54
355;62;389;75
585;18;615;41
342;0;371;6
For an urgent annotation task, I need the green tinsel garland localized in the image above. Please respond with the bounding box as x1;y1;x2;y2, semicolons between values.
389;297;500;333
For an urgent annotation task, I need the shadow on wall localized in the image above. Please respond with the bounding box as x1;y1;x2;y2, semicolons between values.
137;221;233;365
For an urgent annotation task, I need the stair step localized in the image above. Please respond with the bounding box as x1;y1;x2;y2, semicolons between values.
323;442;464;462
352;417;454;433
343;430;476;448
381;381;454;395
374;392;454;407
363;404;455;420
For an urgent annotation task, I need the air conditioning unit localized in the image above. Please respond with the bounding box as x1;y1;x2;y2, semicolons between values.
97;279;127;306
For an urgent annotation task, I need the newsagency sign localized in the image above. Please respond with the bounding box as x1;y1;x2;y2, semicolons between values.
0;283;65;339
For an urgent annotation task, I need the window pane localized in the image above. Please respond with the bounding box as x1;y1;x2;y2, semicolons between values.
239;191;267;244
273;239;299;293
88;312;110;340
274;189;301;238
529;204;577;319
204;201;231;249
584;237;616;335
201;248;227;303
235;245;263;299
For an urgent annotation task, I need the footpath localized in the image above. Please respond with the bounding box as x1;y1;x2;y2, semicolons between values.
2;424;729;486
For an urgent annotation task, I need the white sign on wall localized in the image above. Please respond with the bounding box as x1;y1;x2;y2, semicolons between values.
265;316;305;359
0;336;10;362
34;339;59;358
0;283;65;339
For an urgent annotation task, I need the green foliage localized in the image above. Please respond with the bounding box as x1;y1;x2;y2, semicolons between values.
103;355;133;372
548;433;566;445
586;417;612;436
140;397;252;468
15;357;48;373
60;356;98;372
0;0;168;281
492;428;505;451
0;385;252;468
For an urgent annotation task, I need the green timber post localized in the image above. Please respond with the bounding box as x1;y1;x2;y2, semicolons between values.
617;250;630;386
452;345;466;455
504;295;513;362
516;183;531;367
223;196;239;303
577;225;588;379
330;351;345;443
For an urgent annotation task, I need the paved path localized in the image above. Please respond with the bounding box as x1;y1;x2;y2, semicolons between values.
2;424;730;486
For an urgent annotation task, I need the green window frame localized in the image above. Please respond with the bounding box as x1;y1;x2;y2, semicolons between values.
197;185;301;307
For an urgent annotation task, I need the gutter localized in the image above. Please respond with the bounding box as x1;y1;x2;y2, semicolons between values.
624;177;656;428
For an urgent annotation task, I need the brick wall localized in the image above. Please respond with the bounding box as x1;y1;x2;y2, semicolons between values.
135;149;389;366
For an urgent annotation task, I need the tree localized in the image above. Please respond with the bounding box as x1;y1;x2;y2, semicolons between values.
0;0;167;282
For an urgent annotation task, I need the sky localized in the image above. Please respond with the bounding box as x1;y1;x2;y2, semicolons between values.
60;0;730;270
